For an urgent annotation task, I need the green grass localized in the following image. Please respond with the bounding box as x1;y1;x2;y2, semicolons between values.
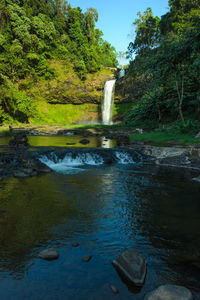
30;101;100;125
130;131;200;146
0;127;11;136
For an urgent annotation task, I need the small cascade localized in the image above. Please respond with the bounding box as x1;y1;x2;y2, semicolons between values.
115;151;135;164
102;79;116;125
39;150;142;174
39;152;104;174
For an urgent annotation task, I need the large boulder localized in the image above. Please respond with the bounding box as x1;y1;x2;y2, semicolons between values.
112;249;146;286
144;284;193;300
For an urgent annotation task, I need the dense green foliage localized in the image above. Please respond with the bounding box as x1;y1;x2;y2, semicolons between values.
125;0;200;132
0;0;117;123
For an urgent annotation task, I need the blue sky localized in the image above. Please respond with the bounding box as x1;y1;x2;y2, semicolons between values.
71;0;169;65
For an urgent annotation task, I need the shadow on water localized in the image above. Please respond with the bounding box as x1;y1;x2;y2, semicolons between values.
0;161;199;299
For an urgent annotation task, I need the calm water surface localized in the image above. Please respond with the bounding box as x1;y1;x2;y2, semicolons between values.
0;161;199;299
0;136;116;148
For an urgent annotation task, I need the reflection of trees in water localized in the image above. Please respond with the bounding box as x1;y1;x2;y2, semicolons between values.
116;165;200;251
0;172;105;277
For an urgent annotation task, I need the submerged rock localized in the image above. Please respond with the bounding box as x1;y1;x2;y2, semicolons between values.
144;284;193;300
79;139;90;145
38;248;59;260
72;243;80;247
112;249;146;286
109;285;119;294
81;255;92;262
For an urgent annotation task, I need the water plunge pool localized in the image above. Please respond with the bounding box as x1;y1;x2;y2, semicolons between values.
0;151;199;299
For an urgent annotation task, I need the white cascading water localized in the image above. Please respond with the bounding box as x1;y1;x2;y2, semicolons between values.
119;69;125;78
39;152;104;174
102;79;116;125
39;151;137;174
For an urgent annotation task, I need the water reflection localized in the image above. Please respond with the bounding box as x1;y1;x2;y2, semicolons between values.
0;135;116;149
0;164;199;299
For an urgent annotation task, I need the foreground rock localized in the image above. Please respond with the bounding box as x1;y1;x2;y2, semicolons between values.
112;249;146;286
38;248;59;260
144;284;193;300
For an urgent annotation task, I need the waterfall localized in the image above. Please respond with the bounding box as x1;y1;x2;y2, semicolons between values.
119;69;125;78
102;79;116;125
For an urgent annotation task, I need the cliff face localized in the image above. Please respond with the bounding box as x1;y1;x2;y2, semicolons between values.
24;61;115;105
114;75;135;104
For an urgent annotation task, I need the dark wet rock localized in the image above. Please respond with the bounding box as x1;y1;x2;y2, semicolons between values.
79;139;90;145
112;249;146;286
9;130;29;148
38;248;59;260
81;255;92;262
0;151;52;180
72;243;80;247
13;171;30;178
116;134;130;146
109;285;119;294
144;284;193;300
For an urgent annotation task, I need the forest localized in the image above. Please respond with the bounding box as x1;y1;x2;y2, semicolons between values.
0;0;117;124
125;0;200;133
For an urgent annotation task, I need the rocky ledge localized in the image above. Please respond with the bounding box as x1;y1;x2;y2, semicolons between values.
129;143;200;171
0;151;52;181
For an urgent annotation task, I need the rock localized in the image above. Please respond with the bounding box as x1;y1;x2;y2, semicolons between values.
13;171;29;178
116;135;130;146
112;249;146;286
192;176;200;183
9;130;29;148
81;255;93;262
109;285;119;294
38;248;59;260
72;243;80;247
79;139;90;145
133;128;144;134
144;284;193;300
195;132;200;139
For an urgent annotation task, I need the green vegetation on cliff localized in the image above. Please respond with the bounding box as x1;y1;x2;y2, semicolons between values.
0;0;117;124
121;0;200;134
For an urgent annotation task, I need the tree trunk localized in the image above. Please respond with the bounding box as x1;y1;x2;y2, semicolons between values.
176;79;185;123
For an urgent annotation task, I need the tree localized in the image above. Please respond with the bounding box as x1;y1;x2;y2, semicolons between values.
128;8;160;57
